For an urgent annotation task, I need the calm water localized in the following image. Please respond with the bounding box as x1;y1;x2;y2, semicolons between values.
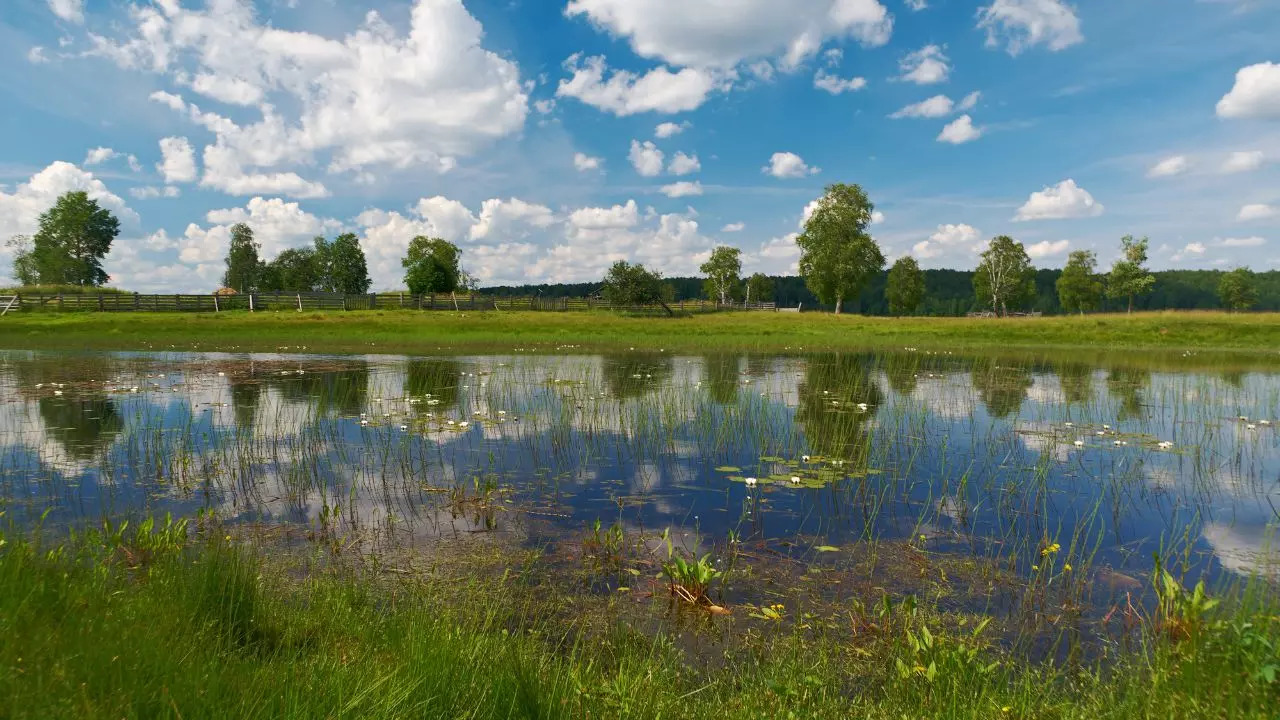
2;349;1277;612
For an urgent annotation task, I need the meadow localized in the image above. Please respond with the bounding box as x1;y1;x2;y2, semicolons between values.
0;332;1277;717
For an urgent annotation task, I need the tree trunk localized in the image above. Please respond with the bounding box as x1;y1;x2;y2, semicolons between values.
1127;295;1133;314
834;297;843;315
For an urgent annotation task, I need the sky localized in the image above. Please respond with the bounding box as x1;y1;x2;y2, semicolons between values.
1;0;1278;292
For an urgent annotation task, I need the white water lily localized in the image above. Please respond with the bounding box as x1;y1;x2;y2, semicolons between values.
744;477;758;487
801;455;811;462
790;476;801;483
1073;440;1084;447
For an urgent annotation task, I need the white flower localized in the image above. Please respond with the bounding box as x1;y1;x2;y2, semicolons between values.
801;455;811;462
790;476;801;483
1073;440;1084;447
744;477;758;487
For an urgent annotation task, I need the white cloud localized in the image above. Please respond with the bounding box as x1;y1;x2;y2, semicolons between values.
194;197;341;261
890;94;953;118
977;0;1083;55
721;222;745;232
1013;179;1104;220
83;147;118;166
92;0;528;183
1216;62;1280;119
904;0;928;9
912;223;981;259
937;115;982;143
667;151;701;175
413;196;481;241
957;90;981;111
28;46;50;64
533;99;556;114
1221;150;1264;174
871;210;885;224
1172;241;1206;261
0;162;138;244
157;137;197;184
563;0;894;70
763;151;820;179
1147;155;1189;178
814;69;868;94
569;200;640;230
1237;203;1276;222
660;181;704;198
1025;239;1070;258
47;0;84;23
573;152;603;171
129;186;181;200
1216;236;1266;247
655;121;690;138
557;54;722;116
470;198;557;241
897;44;950;84
629;140;666;177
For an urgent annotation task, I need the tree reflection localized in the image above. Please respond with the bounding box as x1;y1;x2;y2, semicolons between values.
701;354;741;405
1055;363;1095;405
38;396;124;462
971;358;1034;419
602;354;674;401
1106;366;1151;420
883;352;921;397
405;358;462;410
795;353;883;462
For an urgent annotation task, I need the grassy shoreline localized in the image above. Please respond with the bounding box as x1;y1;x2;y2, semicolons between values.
2;521;1277;719
0;309;1278;356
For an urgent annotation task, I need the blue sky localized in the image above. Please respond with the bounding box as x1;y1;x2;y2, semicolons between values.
1;0;1278;291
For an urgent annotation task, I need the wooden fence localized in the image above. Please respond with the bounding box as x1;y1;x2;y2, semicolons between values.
2;292;780;315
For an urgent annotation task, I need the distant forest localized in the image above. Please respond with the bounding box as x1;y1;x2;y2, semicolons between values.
484;269;1280;315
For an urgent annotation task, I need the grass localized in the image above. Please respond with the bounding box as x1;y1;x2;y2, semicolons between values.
0;308;1278;356
1;520;1276;719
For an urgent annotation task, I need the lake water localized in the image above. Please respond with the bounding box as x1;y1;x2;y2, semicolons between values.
1;348;1277;629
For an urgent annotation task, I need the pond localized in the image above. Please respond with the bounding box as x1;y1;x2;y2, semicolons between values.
1;348;1277;649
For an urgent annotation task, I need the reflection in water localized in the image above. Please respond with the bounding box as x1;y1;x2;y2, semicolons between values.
0;348;1277;621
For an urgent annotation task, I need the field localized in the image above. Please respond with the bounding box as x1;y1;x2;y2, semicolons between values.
0;308;1278;354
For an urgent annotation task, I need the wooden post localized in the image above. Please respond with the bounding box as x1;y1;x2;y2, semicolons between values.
97;294;104;311
399;292;404;308
297;293;303;312
213;294;220;312
134;293;140;311
249;293;255;312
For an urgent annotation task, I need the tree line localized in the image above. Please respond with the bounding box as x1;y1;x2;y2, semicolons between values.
4;190;1270;315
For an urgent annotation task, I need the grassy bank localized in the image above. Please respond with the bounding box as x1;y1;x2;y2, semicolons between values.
0;309;1277;355
1;520;1277;719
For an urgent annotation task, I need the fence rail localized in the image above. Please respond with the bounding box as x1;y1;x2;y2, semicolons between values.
1;292;781;315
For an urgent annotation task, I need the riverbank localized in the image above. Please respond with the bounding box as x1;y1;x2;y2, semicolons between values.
0;309;1277;356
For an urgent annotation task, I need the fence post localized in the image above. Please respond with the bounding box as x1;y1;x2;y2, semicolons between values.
297;293;302;312
249;294;255;312
429;293;434;309
342;294;347;311
134;293;140;311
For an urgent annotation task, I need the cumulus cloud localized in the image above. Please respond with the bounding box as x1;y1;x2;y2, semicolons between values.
890;94;954;118
1025;239;1070;258
129;186;181;200
763;152;820;178
957;91;981;111
157;137;197;184
191;197;342;262
47;0;84;23
655;121;690;138
563;0;894;70
0;161;138;243
1216;62;1280;119
897;44;950;84
937;115;982;143
1171;241;1206;261
1147;155;1189;178
814;69;868;94
667;151;701;175
721;222;745;232
90;0;529;186
83;147;118;166
557;54;722;115
912;223;981;259
1216;236;1266;247
629;140;666;176
1237;203;1276;222
1013;179;1104;220
660;181;703;197
573;152;603;171
904;0;928;9
1221;150;1264;173
977;0;1083;55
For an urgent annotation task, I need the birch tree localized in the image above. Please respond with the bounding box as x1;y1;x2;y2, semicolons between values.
699;246;742;304
796;183;884;314
973;235;1035;316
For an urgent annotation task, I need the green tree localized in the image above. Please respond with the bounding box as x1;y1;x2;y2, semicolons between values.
885;255;924;316
222;223;261;293
744;273;774;303
30;191;119;286
266;247;322;292
6;235;39;285
973;235;1035;316
1106;235;1155;313
402;236;461;295
1056;250;1103;315
1218;266;1258;311
700;246;742;304
327;233;371;294
796;183;885;314
601;261;671;311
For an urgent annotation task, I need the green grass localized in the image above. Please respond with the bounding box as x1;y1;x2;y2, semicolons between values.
0;309;1277;356
1;521;1277;719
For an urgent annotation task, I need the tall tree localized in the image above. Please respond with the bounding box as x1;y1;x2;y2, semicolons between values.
795;183;885;314
700;245;742;304
1056;250;1103;315
402;236;461;295
268;247;322;291
1106;235;1155;313
327;233;371;294
601;261;671;312
30;191;119;286
6;235;39;286
973;235;1035;316
1218;266;1259;311
744;273;774;303
885;255;924;316
222;223;261;293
